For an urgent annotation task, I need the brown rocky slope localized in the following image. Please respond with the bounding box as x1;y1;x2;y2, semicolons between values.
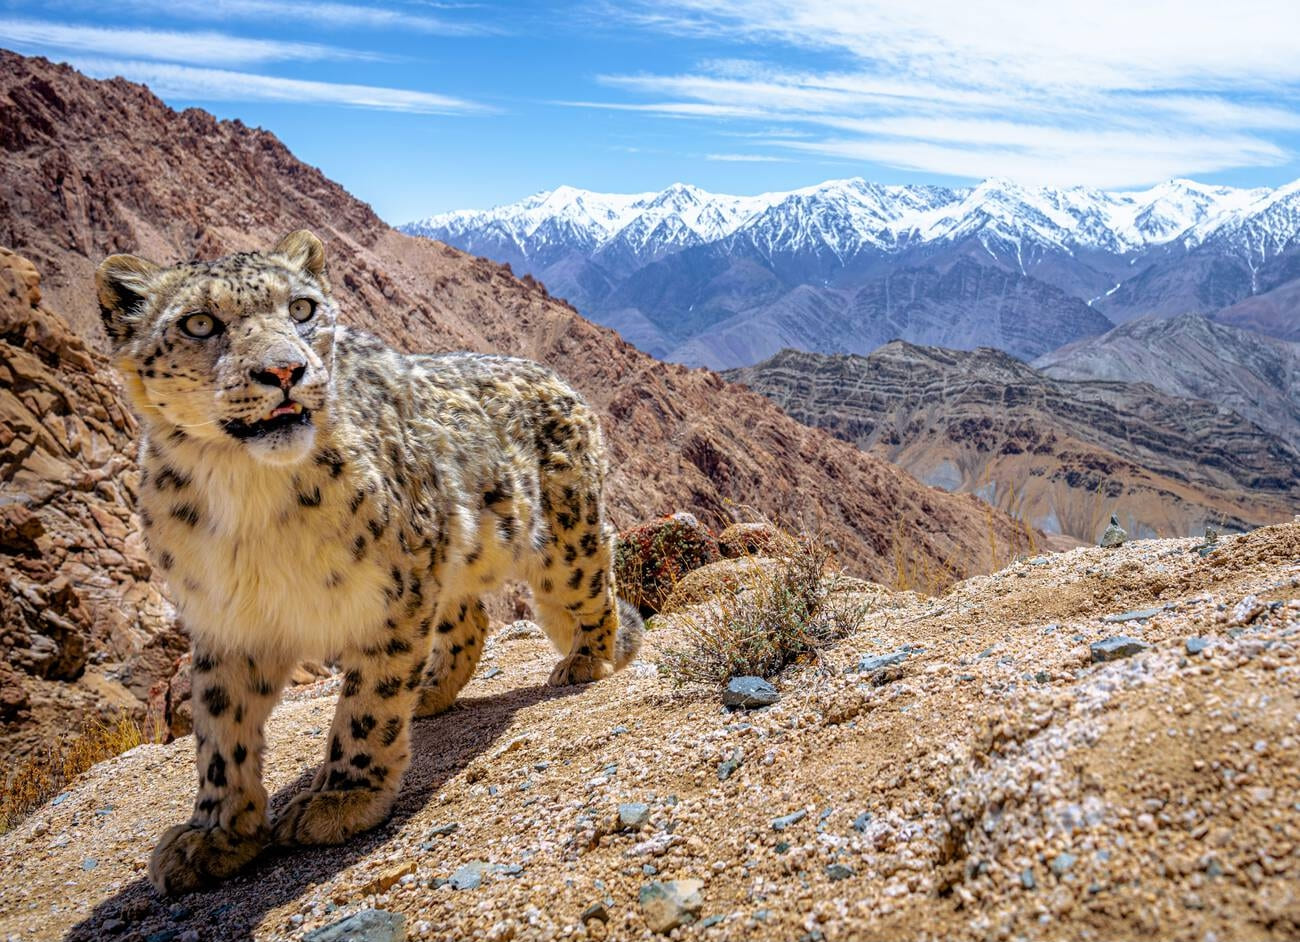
0;522;1295;941
726;344;1300;542
0;246;184;761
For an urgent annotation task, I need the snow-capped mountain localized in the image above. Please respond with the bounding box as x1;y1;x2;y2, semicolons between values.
400;176;1300;369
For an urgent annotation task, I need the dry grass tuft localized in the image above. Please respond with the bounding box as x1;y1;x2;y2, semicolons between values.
0;712;161;834
658;536;870;686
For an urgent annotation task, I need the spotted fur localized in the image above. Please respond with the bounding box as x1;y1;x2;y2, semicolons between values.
96;231;644;895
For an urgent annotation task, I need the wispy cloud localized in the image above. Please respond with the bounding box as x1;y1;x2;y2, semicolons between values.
0;18;382;65
703;152;790;162
70;58;488;114
44;0;488;36
584;0;1300;186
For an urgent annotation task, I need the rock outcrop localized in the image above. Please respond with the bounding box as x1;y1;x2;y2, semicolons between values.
0;247;185;764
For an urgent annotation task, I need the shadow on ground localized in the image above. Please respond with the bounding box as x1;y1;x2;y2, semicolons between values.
64;683;580;941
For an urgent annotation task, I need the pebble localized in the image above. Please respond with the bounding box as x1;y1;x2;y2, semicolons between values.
1050;852;1077;875
851;811;873;832
1100;515;1127;548
1021;868;1037;890
717;749;743;781
449;861;491;891
772;810;807;831
1231;595;1265;626
481;667;502;679
1090;636;1150;662
80;858;97;871
723;676;780;708
639;879;703;933
1185;637;1210;655
304;909;406;942
826;863;854;881
856;649;910;673
428;822;459;837
1101;606;1164;623
581;902;609;924
619;803;651;830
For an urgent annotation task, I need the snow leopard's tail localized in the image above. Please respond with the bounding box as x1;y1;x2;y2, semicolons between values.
614;598;645;670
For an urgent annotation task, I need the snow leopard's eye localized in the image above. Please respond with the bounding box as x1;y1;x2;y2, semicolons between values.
179;312;221;339
289;298;316;323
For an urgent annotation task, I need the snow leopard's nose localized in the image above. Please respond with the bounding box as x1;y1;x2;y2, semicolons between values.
250;362;306;391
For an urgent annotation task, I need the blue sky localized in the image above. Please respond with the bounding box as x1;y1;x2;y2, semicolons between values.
3;0;1299;222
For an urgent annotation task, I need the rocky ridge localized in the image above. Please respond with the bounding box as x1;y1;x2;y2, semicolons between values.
0;247;184;763
0;522;1295;940
725;343;1300;541
1033;314;1300;446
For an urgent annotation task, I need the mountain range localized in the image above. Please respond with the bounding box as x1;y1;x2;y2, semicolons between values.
725;339;1300;541
403;177;1300;369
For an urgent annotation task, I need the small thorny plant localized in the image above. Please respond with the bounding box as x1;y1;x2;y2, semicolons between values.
658;537;869;686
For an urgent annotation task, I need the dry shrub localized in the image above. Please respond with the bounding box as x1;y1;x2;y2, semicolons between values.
0;712;161;834
659;537;870;685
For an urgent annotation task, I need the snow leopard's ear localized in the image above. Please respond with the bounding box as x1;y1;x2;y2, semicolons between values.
272;230;327;282
95;254;160;348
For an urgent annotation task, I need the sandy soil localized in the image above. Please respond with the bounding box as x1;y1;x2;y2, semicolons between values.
0;523;1297;942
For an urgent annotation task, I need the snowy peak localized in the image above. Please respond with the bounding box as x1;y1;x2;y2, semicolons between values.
403;176;1295;267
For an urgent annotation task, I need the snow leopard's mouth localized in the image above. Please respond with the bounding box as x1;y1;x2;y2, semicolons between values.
223;401;312;440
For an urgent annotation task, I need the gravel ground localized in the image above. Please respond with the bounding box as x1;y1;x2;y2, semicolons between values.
1;522;1297;942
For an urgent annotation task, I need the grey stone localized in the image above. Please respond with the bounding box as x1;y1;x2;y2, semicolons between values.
826;863;854;882
1021;868;1037;889
304;909;406;942
619;803;651;830
772;809;807;831
723;676;779;708
427;822;459;837
1102;606;1164;623
1185;637;1210;655
856;650;909;673
851;811;873;832
581;902;609;924
482;667;502;679
1100;514;1127;548
1090;636;1150;662
449;861;491;891
81;858;97;871
717;751;742;781
639;879;703;933
1050;852;1077;875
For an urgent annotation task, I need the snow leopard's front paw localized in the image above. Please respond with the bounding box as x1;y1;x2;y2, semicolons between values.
547;653;613;686
273;788;395;846
148;821;269;895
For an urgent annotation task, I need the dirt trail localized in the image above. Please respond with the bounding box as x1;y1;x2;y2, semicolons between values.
0;523;1297;942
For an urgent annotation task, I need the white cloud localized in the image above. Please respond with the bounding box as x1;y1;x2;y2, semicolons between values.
0;18;381;65
586;0;1300;186
70;58;487;114
703;153;791;162
47;0;486;35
